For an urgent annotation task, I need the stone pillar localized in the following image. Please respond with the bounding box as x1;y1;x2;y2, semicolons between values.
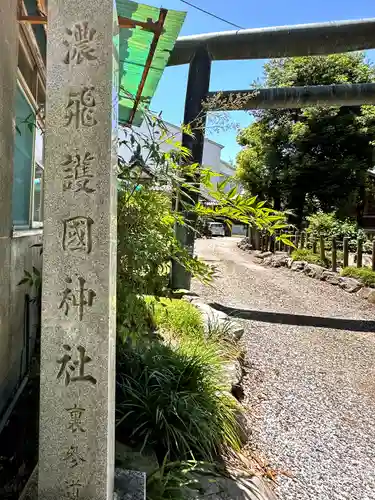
38;1;119;499
0;0;18;400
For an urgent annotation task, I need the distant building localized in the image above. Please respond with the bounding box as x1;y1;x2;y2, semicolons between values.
118;119;238;198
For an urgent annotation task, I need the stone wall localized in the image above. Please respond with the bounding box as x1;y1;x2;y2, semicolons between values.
0;232;42;422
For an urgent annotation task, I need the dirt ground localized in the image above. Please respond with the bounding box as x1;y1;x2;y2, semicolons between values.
192;237;375;500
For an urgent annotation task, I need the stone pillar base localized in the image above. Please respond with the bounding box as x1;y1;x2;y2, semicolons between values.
19;467;146;500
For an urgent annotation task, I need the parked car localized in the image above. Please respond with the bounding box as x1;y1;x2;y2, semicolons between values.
207;222;225;237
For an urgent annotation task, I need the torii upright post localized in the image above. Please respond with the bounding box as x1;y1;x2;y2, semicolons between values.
171;46;211;290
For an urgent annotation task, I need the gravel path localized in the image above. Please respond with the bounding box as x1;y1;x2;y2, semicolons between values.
192;237;375;500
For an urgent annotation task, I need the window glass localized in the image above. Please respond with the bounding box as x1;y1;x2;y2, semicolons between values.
12;87;35;226
33;164;44;224
34;126;44;166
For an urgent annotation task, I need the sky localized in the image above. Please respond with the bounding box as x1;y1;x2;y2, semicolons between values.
144;0;375;162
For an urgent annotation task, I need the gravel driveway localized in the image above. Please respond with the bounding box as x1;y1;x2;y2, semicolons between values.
192;237;375;500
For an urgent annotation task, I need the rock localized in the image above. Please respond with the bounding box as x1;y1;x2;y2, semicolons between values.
115;469;146;500
223;360;242;391
115;442;158;474
194;474;277;500
229;322;245;340
286;257;293;268
303;263;325;279
231;384;245;402
255;251;272;259
263;256;273;266
366;289;375;304
338;276;363;293
263;255;288;268
321;270;340;285
193;301;229;325
356;287;372;300
291;260;306;272
270;255;289;268
191;300;244;341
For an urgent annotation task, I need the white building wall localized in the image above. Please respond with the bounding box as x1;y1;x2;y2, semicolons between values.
118;120;235;196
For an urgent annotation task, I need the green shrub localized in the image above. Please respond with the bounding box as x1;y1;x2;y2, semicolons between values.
341;267;375;287
146;459;212;500
149;297;204;341
291;248;330;267
306;211;359;241
116;340;242;462
149;297;240;361
117;289;157;343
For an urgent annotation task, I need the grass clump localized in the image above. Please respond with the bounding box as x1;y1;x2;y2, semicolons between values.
146;459;215;500
116;339;242;462
341;266;375;287
147;297;205;341
291;248;330;267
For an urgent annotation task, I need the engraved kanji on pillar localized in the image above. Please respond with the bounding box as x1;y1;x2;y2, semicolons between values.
39;0;118;498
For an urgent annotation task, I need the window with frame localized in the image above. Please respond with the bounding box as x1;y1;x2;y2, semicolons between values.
12;84;45;229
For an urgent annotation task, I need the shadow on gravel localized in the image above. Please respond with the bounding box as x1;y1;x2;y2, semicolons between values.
209;303;375;333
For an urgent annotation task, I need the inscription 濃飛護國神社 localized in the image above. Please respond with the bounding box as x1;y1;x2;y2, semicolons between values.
64;21;98;65
62;152;96;193
62;216;94;254
64;86;97;129
57;344;97;386
39;0;118;496
58;275;96;320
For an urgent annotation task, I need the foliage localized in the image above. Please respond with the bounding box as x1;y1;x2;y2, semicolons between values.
146;458;214;500
116;110;293;337
291;248;329;267
148;297;204;341
149;297;240;361
341;266;375;287
116;339;242;462
236;53;375;224
17;243;43;307
306;212;359;240
117;290;157;343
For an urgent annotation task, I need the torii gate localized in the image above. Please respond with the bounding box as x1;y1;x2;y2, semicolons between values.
169;18;375;289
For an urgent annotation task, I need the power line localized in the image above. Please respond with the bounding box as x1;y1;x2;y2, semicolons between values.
179;0;245;30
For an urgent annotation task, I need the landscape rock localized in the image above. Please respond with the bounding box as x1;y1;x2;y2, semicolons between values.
194;474;277;500
338;277;363;293
263;256;273;266
191;300;244;341
321;271;340;285
230;322;245;340
237;238;253;252
357;287;372;300
262;254;289;268
270;255;289;268
291;260;306;272
303;263;325;280
115;469;146;500
255;251;272;260
366;289;375;304
192;300;229;324
223;360;242;391
115;442;158;474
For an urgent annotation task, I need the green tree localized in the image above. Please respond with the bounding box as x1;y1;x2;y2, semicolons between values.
236;53;375;225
